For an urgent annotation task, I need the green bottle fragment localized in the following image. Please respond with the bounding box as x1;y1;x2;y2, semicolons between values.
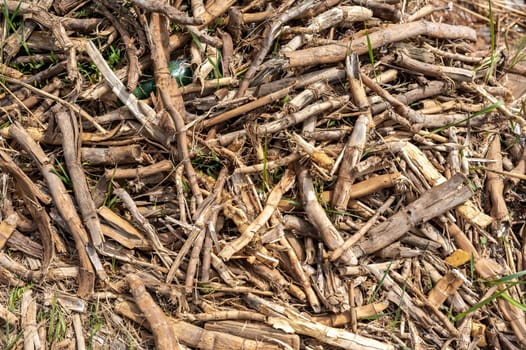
133;59;192;99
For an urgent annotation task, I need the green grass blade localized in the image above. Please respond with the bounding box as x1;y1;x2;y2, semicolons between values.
368;261;393;304
429;101;502;135
499;292;526;312
487;269;526;285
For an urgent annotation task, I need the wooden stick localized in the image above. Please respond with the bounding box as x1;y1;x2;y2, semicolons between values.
284;21;477;67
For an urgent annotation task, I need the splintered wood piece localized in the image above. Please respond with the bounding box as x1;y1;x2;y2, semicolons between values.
389;141;493;227
0;214;17;250
99;223;150;250
245;293;394;350
204;320;301;350
292;133;334;170
427;271;464;308
350;173;473;260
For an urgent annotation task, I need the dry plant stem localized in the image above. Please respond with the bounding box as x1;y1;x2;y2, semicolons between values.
0;303;18;328
486;135;510;224
180;76;238;94
332;53;371;210
296;162;355;265
72;313;86;350
360;72;425;128
188;310;266;322
103;159;173;179
353;0;401;21
127;274;180;350
257;96;350;135
510;145;526;184
471;83;526;136
8;122;97;296
55;110;105;251
483;166;526;181
255;66;346;97
21;290;40;350
234;152;301;174
131;0;203;25
79;0;233;100
217;80;331;144
473;259;526;346
200;209;219;282
95;0;140;91
80;145;142;166
281;6;373;52
312;301;389;326
218;168;296;261
284;21;477;67
0;252;42;282
151;13;185;115
185;169;227;293
163;91;204;206
166;199;215;283
84;41;168;144
174;164;187;223
114;188;172;267
236;0;317;97
330;195;395;262
0;1;79;83
371;80;448;115
292;133;334;170
350;173;473;259
150;13;203;206
427;271;464;308
279;235;321;312
245;293;394;350
366;265;438;332
323;172;404;201
394;50;474;82
204;86;295;127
